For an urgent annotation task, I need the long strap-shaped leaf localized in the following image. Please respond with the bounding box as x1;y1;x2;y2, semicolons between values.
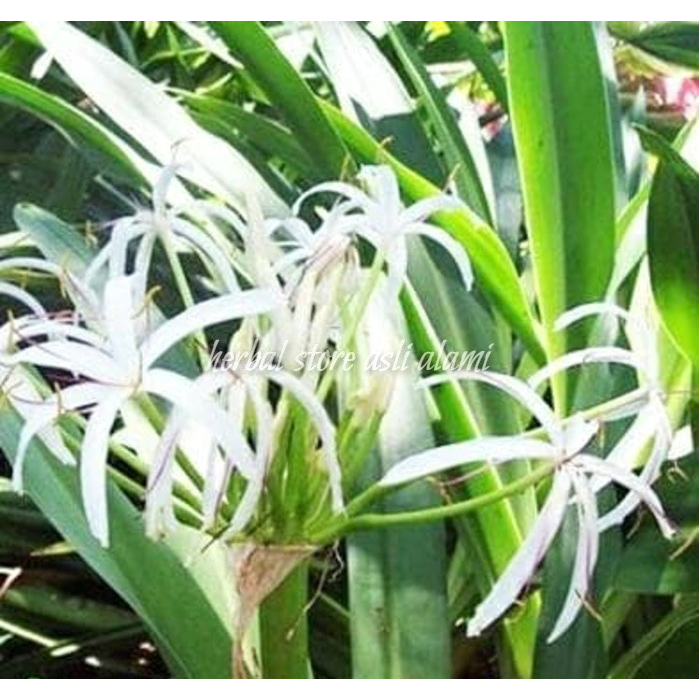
503;22;616;403
0;72;143;186
0;407;232;678
388;24;494;224
28;21;285;215
347;353;450;678
209;21;349;179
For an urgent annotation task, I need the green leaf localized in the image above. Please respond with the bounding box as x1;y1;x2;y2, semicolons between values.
208;21;349;179
347;361;450;678
0;405;232;678
28;21;285;215
388;24;493;223
0;71;144;186
444;23;509;110
182;92;318;181
14;203;93;273
614;453;699;595
400;277;539;678
641;127;699;371
503;22;616;401
610;595;699;678
615;22;699;70
315;21;442;182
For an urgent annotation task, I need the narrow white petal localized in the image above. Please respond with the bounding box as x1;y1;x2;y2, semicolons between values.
381;436;556;486
405;222;474;290
0;257;64;277
528;347;643;390
145;410;182;538
80;389;128;546
141;288;282;367
423;371;561;445
0;281;45;317
108;218;150;279
669;425;694;461
361;165;400;221
578;455;676;538
172;219;240;292
3;364;73;464
142;368;256;478
547;471;599;643
597;401;672;533
12;319;106;349
103;276;139;370
384;239;408;300
555;302;632;332
132;232;157;307
8;341;122;384
467;469;573;637
561;415;599;458
13;383;112;491
399;194;461;228
293;181;373;217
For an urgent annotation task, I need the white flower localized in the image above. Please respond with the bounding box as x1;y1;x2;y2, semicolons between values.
83;163;241;302
294;165;473;298
381;370;675;642
528;302;673;532
4;274;281;545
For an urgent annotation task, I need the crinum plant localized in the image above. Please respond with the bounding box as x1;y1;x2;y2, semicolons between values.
0;20;697;680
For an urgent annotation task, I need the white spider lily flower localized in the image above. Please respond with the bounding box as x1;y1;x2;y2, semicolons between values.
84;163;241;302
294;164;473;298
528;302;674;533
5;274;281;545
146;366;343;540
381;370;675;642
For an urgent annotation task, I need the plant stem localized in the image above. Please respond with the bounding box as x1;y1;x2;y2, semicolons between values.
310;464;554;544
160;228;210;369
258;560;311;678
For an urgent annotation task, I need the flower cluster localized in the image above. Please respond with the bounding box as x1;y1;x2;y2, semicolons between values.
0;164;468;548
0;161;688;644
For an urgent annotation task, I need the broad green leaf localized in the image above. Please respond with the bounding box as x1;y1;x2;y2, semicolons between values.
310;25;451;679
503;21;617;677
258;562;312;678
401;279;538;678
0;406;232;678
388;24;493;223
14;203;92;273
347;349;450;678
641;128;699;371
593;22;628;212
28;21;285;215
615;453;699;595
503;22;616;399
209;21;349;179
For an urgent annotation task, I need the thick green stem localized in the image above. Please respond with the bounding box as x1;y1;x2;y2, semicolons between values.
258;561;311;678
310;464;554;544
